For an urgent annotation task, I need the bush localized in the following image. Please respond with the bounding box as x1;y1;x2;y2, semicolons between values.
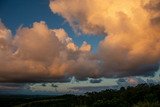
133;102;160;107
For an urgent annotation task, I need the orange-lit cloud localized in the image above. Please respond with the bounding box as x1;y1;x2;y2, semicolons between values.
0;0;160;83
50;0;160;77
0;21;98;82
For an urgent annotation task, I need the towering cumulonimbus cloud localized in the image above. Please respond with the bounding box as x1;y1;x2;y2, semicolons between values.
0;0;160;83
50;0;160;77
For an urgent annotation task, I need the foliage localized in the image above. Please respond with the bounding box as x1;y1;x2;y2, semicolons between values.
0;83;160;107
133;102;160;107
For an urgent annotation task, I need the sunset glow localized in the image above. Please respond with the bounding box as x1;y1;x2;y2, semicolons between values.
0;0;160;95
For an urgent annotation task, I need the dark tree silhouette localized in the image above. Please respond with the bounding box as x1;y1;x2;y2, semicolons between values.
0;83;160;107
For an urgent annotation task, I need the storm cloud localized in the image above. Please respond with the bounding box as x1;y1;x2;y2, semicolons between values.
50;0;160;77
0;0;160;83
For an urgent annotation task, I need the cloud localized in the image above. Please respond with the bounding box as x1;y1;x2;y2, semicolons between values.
80;41;91;52
0;21;100;82
117;77;160;88
51;83;58;88
0;21;60;82
41;83;46;87
70;85;118;93
146;79;159;84
0;0;160;83
89;78;102;84
116;77;146;87
144;0;160;25
0;83;29;90
50;0;160;77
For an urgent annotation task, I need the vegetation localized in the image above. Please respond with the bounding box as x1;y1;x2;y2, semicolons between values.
0;83;160;107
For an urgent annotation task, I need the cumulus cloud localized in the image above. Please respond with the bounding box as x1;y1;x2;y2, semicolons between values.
0;0;160;83
0;21;98;82
80;41;91;52
50;0;160;77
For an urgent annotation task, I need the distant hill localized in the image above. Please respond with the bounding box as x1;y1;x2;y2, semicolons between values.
0;83;160;107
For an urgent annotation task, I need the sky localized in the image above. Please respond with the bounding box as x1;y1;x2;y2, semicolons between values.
0;0;160;95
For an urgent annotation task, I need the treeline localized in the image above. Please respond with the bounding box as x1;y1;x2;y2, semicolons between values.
76;83;160;107
0;83;160;107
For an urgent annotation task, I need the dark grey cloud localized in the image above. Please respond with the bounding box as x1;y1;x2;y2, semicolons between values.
0;83;29;90
51;83;58;88
128;63;159;77
146;79;158;84
117;78;126;82
89;78;102;83
41;83;46;87
70;85;118;93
